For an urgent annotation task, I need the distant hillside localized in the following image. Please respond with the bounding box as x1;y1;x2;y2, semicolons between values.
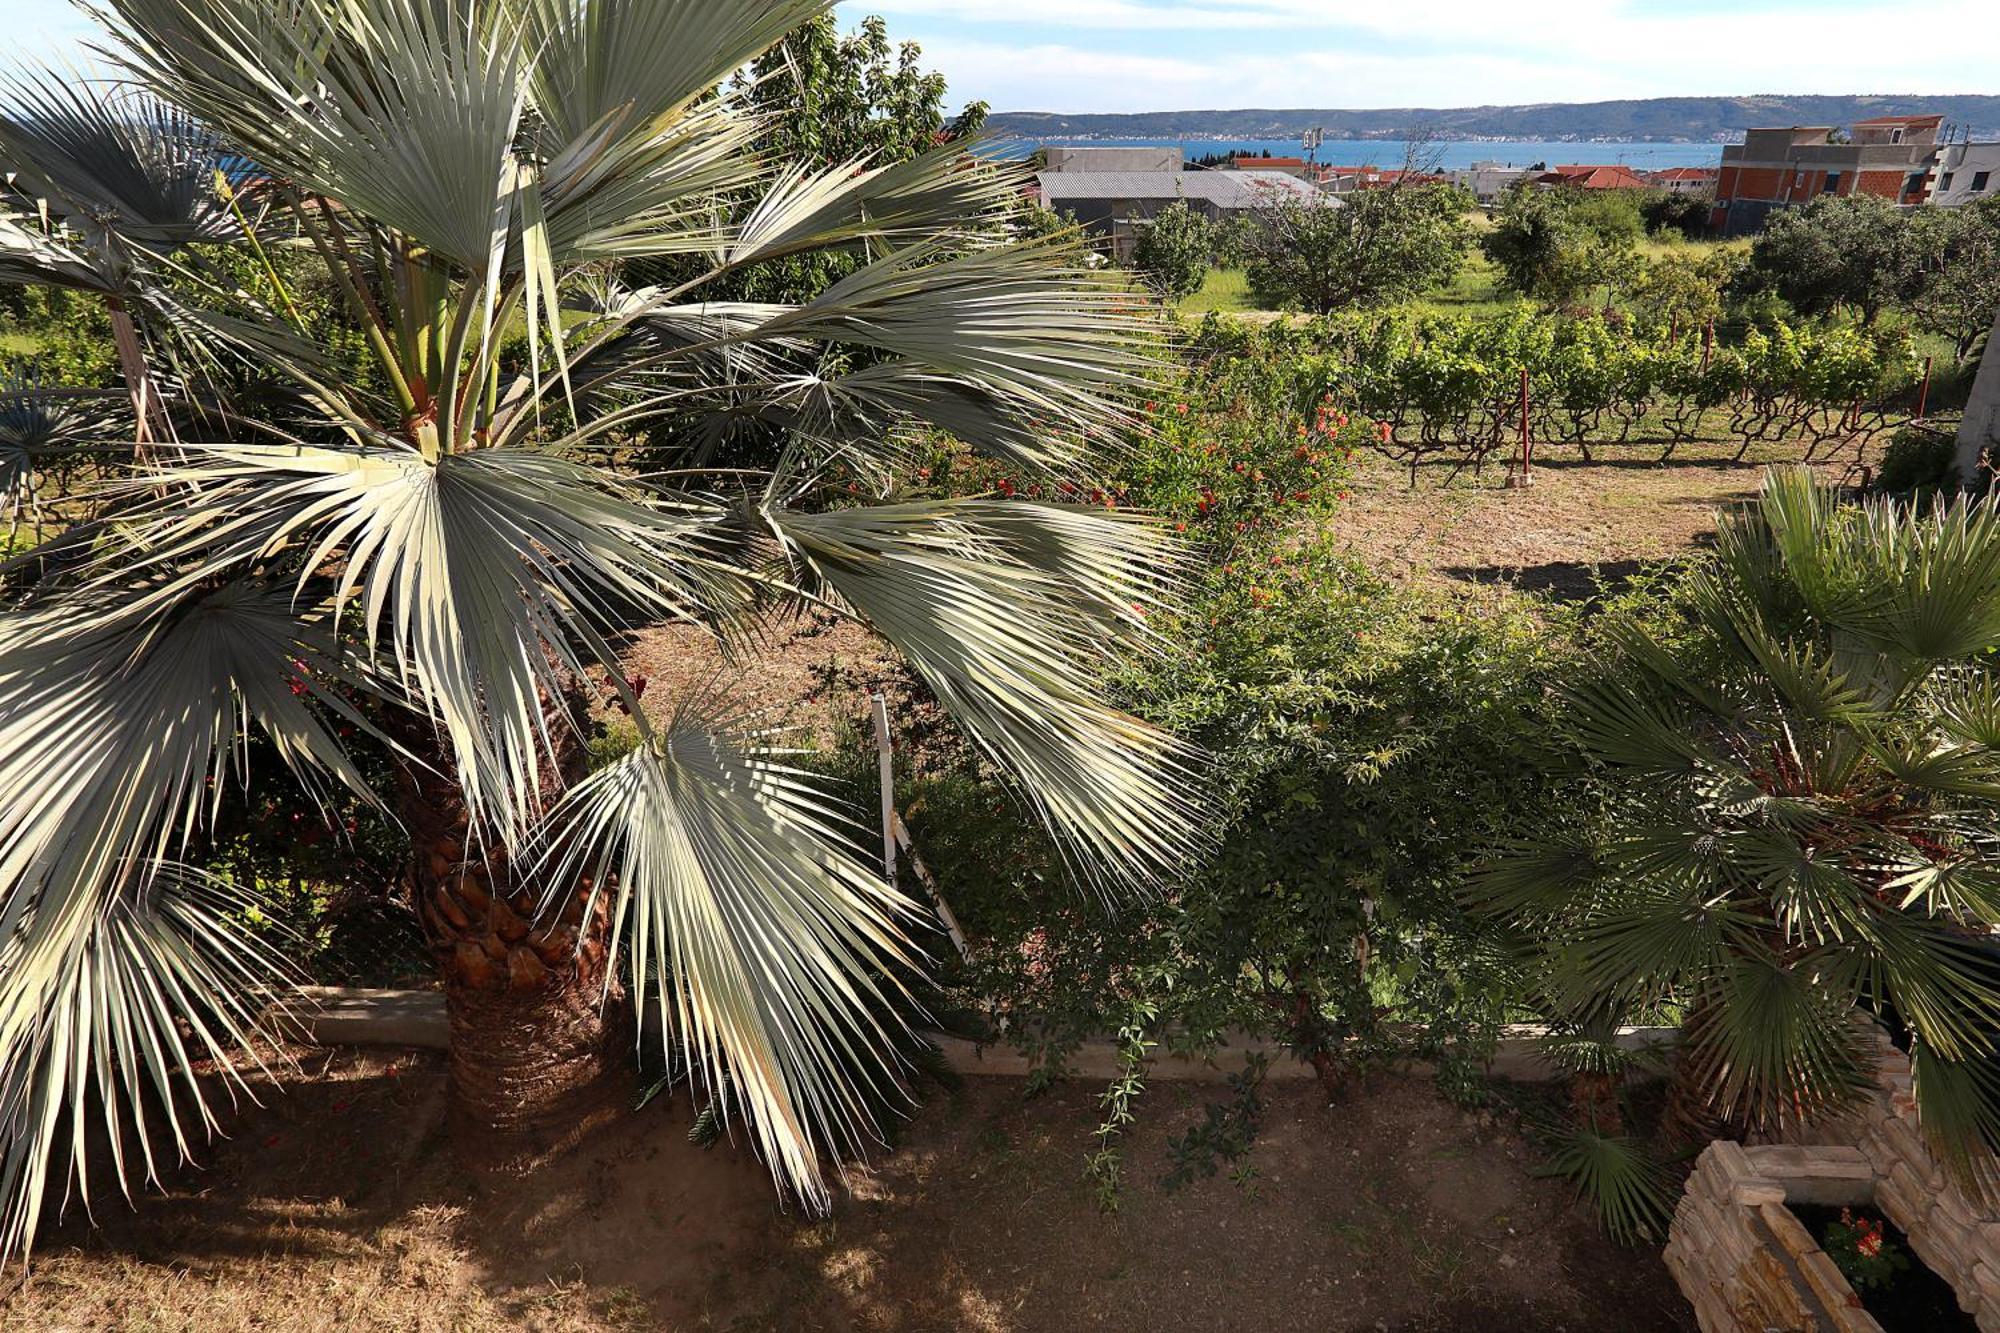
987;96;2000;143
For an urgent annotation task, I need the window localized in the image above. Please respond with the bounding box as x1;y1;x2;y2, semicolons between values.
1941;172;1957;191
1822;172;1841;193
1976;171;1993;192
1890;127;1904;144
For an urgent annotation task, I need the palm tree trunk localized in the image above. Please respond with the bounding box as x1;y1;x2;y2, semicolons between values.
397;697;633;1165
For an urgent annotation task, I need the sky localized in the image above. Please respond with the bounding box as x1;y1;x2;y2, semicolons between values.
5;0;1995;116
830;0;2000;114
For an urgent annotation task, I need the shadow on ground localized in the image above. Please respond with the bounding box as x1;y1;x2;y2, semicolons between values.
6;1048;1696;1333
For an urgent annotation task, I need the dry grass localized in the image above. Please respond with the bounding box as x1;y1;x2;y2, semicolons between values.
1330;436;1868;603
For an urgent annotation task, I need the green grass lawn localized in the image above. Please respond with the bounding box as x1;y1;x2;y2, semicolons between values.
1409;251;1518;317
1178;267;1257;316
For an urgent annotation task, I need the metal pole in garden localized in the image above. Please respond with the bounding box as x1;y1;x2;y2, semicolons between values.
1509;366;1534;487
871;692;897;887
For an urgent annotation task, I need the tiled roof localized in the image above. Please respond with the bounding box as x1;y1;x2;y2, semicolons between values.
1853;114;1944;127
1036;170;1326;208
1540;164;1651;189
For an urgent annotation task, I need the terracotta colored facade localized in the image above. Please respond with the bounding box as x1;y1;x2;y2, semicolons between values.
1711;115;1941;236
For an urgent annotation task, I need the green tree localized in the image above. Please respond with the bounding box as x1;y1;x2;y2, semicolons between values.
1482;184;1642;307
1744;193;1926;325
740;14;987;166
0;0;1200;1260
1130;199;1212;300
1639;188;1713;241
1479;469;2000;1164
694;14;987;305
1909;197;2000;362
0;74;235;441
1248;183;1474;313
1628;249;1739;339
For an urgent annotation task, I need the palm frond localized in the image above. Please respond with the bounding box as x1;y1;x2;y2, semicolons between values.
771;499;1207;888
1687;953;1874;1129
0;865;298;1261
1532;1126;1673;1244
121;443;757;838
0;70;229;256
517;0;827;149
534;693;919;1203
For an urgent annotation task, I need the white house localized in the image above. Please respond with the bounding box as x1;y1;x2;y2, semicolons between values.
1933;142;2000;207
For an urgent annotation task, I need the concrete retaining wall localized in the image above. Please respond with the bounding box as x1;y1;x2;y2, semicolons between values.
266;987;1673;1083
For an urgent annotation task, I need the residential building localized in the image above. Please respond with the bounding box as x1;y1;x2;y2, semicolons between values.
1534;164;1653;191
1040;145;1183;174
1651;166;1718;195
1318;165;1381;194
1448;161;1534;202
1933;141;2000;207
1223;154;1326;180
1035;169;1328;259
1711;114;1942;236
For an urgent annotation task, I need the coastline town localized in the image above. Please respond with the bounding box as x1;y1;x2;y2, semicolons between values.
1037;113;1999;259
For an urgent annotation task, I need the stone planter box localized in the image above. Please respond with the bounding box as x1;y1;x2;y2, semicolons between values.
1666;1026;1999;1331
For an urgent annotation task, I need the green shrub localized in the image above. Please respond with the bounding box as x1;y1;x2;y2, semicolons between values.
1874;423;1961;495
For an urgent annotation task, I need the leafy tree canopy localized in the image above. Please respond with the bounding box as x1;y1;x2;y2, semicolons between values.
1742;193;1928;325
1130;199;1211;300
1478;469;2000;1167
1247;183;1474;314
1482;184;1643;308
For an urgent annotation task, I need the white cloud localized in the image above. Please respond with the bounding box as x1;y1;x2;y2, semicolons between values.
863;0;2000;111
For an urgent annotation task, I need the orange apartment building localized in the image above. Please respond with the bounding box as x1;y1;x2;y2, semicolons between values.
1711;113;1942;235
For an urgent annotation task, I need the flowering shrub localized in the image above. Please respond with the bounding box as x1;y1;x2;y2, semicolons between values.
1824;1209;1910;1292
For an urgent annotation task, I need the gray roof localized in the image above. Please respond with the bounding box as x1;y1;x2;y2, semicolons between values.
1036;170;1328;208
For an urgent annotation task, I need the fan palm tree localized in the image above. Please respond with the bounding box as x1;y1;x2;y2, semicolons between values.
0;373;122;545
1477;467;2000;1170
0;70;238;442
0;0;1206;1259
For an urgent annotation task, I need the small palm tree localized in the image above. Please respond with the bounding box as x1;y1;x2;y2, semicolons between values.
1479;467;2000;1169
0;71;236;441
0;0;1204;1258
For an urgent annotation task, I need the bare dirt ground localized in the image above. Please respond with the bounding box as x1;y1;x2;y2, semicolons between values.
4;1050;1692;1333
1333;439;1872;603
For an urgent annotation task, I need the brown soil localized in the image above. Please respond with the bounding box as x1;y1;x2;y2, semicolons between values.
4;1049;1692;1332
1333;439;1871;603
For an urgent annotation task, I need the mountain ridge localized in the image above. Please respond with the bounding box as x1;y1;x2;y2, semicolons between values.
987;95;2000;143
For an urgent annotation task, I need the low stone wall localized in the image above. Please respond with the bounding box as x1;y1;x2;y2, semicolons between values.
1667;1024;2000;1331
1665;1140;1881;1333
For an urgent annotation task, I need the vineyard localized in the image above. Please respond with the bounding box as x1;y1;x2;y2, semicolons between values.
1187;310;1933;484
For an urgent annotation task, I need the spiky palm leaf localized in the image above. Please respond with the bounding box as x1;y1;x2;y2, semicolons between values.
1478;467;2000;1165
0;0;1203;1260
1533;1126;1674;1244
0;374;123;542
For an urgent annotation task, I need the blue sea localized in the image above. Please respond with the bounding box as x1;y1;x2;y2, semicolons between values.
989;136;1724;171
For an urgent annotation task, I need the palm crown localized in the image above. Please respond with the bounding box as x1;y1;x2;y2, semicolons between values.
0;0;1204;1259
1479;468;2000;1166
